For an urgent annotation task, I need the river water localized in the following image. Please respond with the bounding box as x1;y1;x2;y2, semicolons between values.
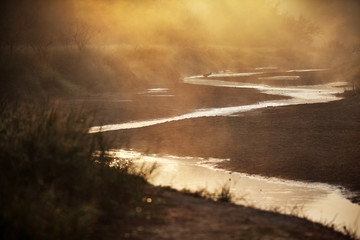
89;75;346;133
90;70;360;237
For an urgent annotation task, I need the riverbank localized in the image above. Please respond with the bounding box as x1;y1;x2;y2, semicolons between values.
134;184;354;240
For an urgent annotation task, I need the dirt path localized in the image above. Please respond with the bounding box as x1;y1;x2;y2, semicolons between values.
135;186;352;240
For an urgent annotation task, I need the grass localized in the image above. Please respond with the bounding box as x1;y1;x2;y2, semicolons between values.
181;183;233;203
263;203;359;240
181;184;358;238
0;101;152;240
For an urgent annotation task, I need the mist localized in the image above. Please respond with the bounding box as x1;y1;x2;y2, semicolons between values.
277;0;360;46
1;1;360;239
2;0;359;63
1;0;359;94
74;0;317;47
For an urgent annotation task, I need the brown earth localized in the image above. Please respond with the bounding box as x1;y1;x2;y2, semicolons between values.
129;185;353;240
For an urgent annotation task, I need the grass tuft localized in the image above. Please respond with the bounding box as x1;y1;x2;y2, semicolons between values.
181;183;233;203
215;184;233;203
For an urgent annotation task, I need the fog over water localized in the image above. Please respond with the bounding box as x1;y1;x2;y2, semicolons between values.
89;71;346;133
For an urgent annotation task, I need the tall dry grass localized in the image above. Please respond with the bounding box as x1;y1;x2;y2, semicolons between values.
0;101;150;240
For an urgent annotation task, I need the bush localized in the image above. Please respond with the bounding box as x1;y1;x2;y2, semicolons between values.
0;102;147;240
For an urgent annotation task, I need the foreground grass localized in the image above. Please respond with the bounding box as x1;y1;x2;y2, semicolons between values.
0;102;151;240
181;184;233;203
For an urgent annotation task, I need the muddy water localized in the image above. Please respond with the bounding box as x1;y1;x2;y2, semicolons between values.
90;71;359;236
110;149;360;237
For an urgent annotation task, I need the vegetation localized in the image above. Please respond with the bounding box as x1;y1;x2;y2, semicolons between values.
0;102;153;240
340;55;360;95
181;184;233;203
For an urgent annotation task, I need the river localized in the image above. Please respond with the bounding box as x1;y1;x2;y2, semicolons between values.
89;73;346;133
90;70;360;237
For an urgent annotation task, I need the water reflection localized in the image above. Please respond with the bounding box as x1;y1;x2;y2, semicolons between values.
89;78;347;133
258;76;301;80
109;149;360;237
184;78;346;101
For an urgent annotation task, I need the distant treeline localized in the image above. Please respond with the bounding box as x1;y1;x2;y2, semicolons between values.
0;0;359;98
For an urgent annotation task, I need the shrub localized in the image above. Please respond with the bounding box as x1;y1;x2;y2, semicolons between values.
0;102;147;240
